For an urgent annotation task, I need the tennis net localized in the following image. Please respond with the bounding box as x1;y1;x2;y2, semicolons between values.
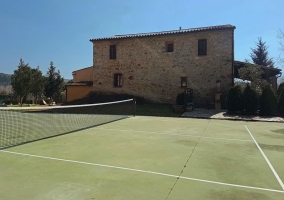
0;99;135;149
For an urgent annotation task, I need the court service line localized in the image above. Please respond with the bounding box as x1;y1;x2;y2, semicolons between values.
94;127;253;142
245;125;284;190
1;150;284;194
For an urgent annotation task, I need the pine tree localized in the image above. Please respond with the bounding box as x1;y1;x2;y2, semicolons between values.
11;59;33;106
250;37;274;67
44;62;64;104
31;66;45;104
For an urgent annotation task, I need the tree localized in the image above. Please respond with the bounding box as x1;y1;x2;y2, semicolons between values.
31;66;45;104
250;37;275;67
44;62;64;103
238;61;269;95
259;85;278;115
0;73;11;84
278;88;284;114
241;84;258;114
226;85;242;113
11;59;33;106
277;82;284;98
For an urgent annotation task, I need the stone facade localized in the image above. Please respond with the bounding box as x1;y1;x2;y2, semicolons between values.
90;25;235;105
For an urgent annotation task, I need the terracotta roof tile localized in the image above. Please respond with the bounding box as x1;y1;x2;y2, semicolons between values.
90;24;236;41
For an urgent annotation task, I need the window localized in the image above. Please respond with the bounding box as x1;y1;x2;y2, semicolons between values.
166;43;174;52
110;45;116;59
198;39;207;56
114;73;122;87
181;77;187;87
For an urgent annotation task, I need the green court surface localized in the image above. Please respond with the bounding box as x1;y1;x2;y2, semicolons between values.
0;116;284;199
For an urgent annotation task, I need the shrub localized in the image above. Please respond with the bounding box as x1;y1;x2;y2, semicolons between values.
226;85;242;113
176;92;185;105
278;88;284;114
259;85;278;115
277;82;284;99
241;84;258;114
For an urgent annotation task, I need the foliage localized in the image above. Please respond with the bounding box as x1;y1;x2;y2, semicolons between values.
278;82;284;113
176;92;185;105
44;62;64;103
11;59;33;106
226;85;242;113
277;82;284;98
259;85;278;115
31;66;45;104
241;84;258;114
238;61;269;94
278;88;284;114
0;73;11;85
250;37;274;67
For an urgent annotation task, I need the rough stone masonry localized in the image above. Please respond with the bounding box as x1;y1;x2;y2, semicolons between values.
90;25;235;106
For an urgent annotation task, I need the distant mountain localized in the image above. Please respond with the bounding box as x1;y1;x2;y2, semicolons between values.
0;73;11;86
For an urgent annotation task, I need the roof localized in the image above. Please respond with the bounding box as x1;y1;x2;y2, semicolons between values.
72;66;92;73
234;60;282;78
65;81;93;86
90;24;236;41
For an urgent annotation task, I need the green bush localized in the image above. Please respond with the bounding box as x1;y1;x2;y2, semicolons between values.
259;85;278;115
176;92;185;105
241;84;258;114
226;85;242;113
277;82;284;98
278;88;284;114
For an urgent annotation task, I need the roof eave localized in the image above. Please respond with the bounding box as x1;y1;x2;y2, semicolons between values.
90;24;236;42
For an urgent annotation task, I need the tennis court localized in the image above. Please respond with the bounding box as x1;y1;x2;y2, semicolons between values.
0;101;284;199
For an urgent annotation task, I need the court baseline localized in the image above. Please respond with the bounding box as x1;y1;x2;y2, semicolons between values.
1;149;284;194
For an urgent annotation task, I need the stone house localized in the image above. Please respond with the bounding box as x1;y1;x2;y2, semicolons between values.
66;24;281;107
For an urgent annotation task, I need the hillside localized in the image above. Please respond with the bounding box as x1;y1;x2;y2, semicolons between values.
0;73;11;85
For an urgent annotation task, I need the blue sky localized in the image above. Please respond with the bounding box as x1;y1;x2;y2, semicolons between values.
0;0;283;79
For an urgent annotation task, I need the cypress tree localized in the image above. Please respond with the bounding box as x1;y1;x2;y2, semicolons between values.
226;85;242;113
242;84;258;114
259;85;278;115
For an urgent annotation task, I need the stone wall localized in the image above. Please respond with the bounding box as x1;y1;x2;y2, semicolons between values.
91;29;234;105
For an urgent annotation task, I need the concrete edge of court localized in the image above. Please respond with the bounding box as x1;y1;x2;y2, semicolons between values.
181;109;284;123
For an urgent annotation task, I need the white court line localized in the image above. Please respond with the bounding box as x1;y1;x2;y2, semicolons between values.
244;125;284;129
0;150;283;194
94;127;253;142
245;125;284;190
